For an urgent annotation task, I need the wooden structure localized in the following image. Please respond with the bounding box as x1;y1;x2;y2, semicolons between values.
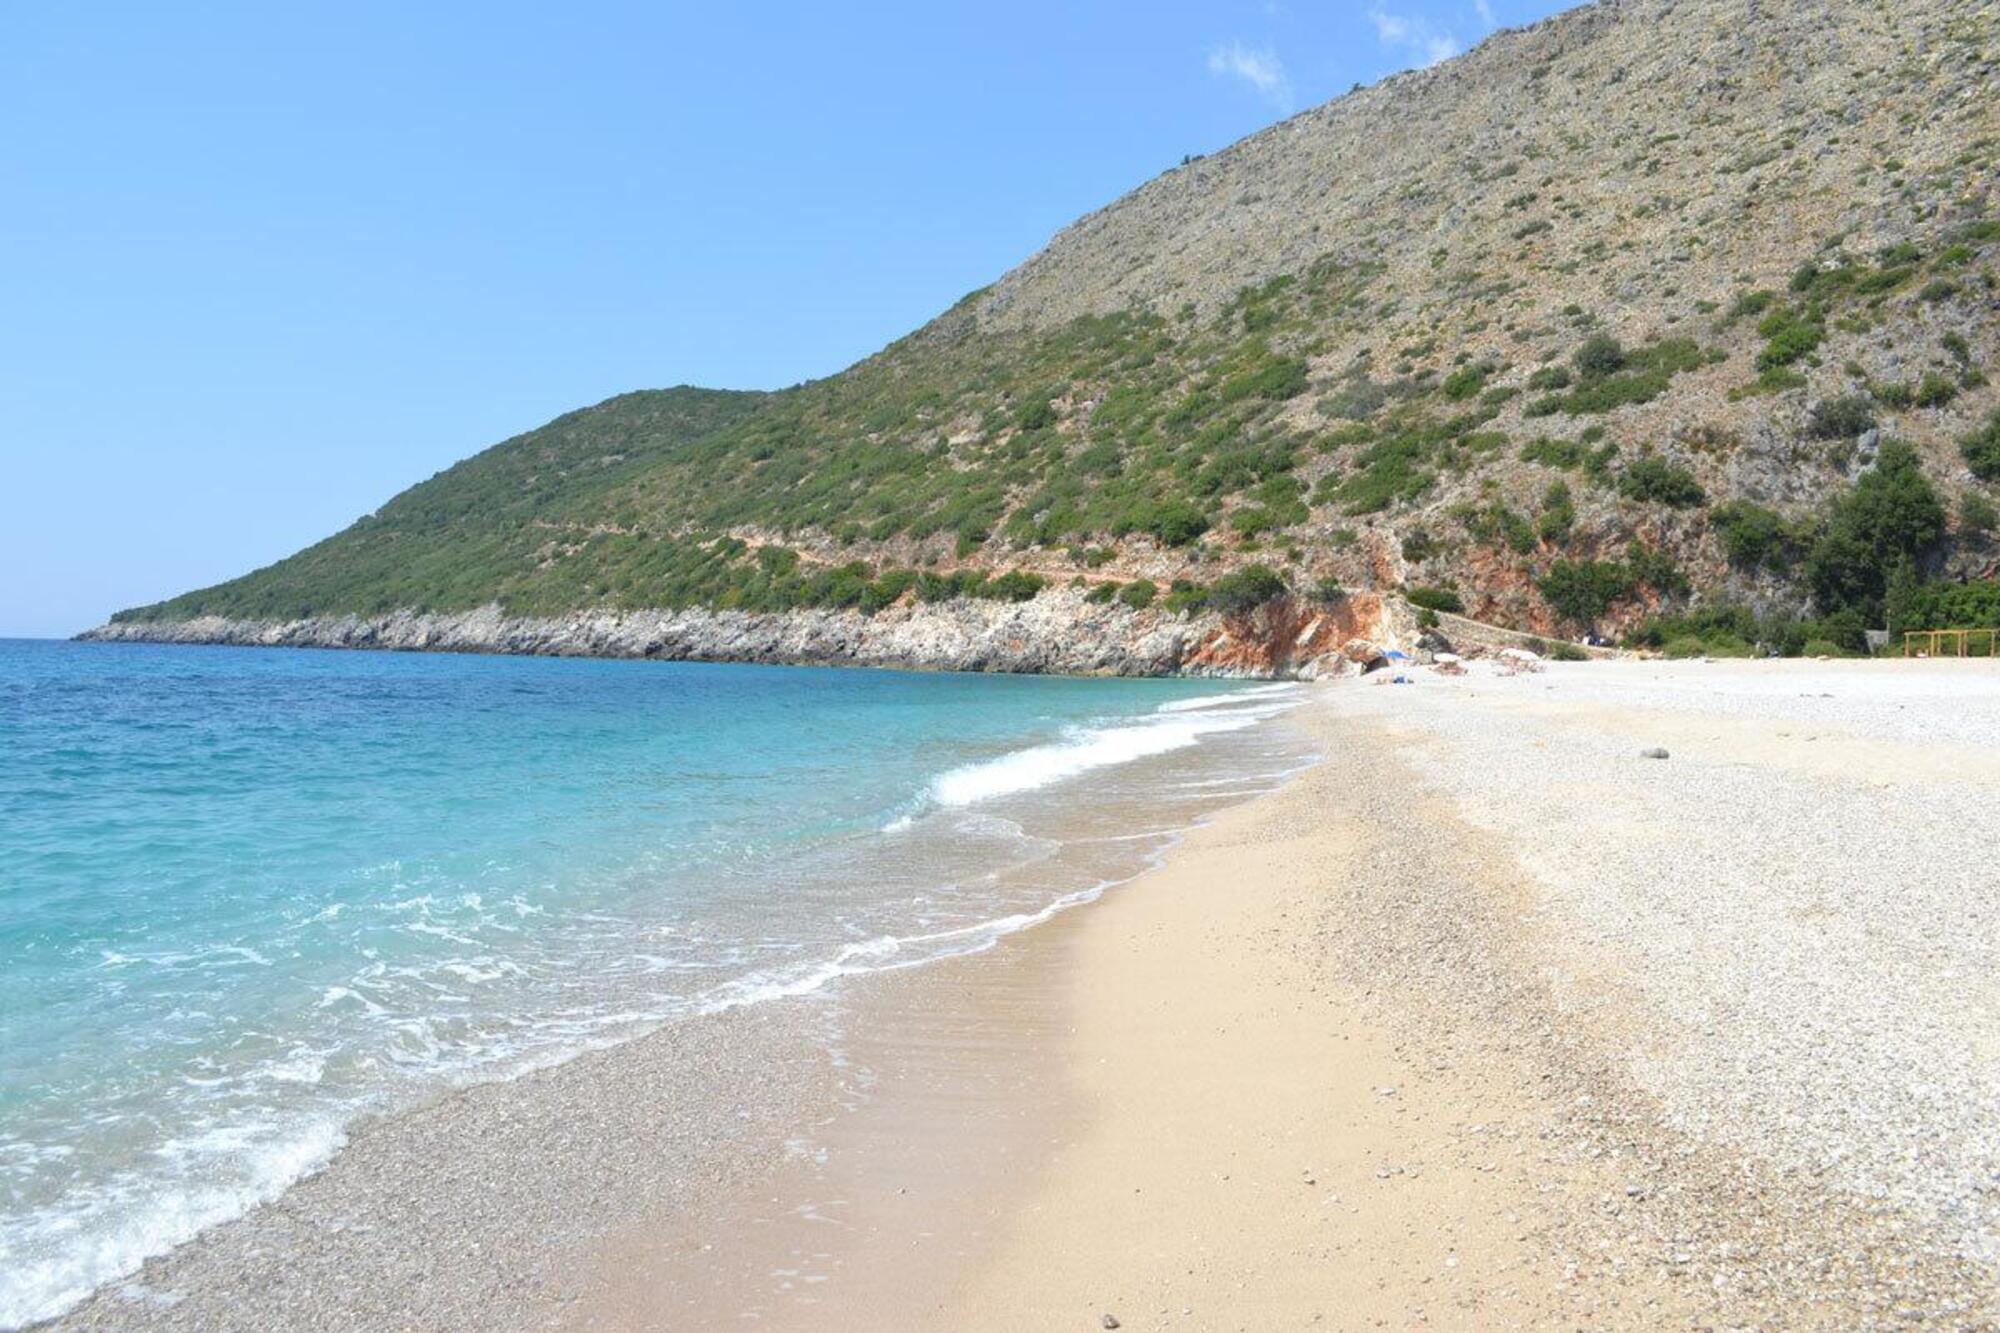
1902;628;2000;658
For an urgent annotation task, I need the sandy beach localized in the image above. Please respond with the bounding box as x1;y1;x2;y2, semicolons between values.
630;656;2000;1330
50;658;2000;1331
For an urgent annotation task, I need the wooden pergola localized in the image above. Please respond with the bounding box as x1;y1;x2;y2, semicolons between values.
1902;628;2000;658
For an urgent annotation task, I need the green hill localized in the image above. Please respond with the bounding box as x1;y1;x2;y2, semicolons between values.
113;0;2000;653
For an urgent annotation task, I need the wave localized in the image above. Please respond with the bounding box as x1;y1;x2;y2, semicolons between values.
3;675;1316;1329
927;683;1303;808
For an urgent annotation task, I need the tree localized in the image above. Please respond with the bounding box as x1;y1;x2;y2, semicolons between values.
1804;441;1945;619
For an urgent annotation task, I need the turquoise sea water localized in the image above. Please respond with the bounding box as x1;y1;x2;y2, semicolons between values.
0;640;1309;1326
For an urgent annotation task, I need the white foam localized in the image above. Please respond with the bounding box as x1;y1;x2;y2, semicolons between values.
928;687;1300;808
1155;682;1302;712
0;1118;345;1330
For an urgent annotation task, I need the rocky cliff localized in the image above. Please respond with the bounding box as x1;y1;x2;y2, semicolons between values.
84;591;1408;680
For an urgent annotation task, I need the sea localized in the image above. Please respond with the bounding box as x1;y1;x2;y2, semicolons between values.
0;638;1313;1326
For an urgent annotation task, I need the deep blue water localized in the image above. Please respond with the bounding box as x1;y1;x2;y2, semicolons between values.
0;639;1307;1325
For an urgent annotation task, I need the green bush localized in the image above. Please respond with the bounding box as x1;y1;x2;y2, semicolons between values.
1963;491;1998;538
1801;639;1848;658
1663;636;1710;659
1710;500;1789;568
1084;580;1119;604
1311;576;1346;604
1221;356;1311;402
1963;412;2000;481
1915;373;1959;409
1119;498;1209;546
1618;457;1706;507
1574;334;1627;378
978;570;1047;602
1537;480;1576;543
1116;579;1157;610
1206;565;1288;614
1807;395;1877;440
1539;560;1635;624
1406;586;1465;614
1015;397;1057;432
1521;437;1586;469
860;568;918;613
1441;364;1491;400
1757;311;1823;370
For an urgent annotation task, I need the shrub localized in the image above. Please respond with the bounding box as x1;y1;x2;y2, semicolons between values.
1729;290;1778;319
1663;636;1710;659
1915;373;1960;409
1207;564;1288;614
1574;333;1627;378
1539;560;1635;624
1527;365;1573;392
1222;356;1311;402
1961;413;2000;481
1311;577;1346;604
1757;311;1823;370
1618;457;1706;507
1807;395;1877;440
1521;437;1586;469
1873;380;1916;409
1442;364;1491;400
1406;586;1465;614
1963;492;1998;538
980;570;1047;602
1537;480;1576;543
1015;398;1057;432
1163;578;1209;615
1084;580;1118;604
1116;579;1157;610
1128;498;1210;546
1230;506;1287;538
1710;500;1789;568
860;568;918;613
1801;639;1847;658
1545;641;1591;662
1626;543;1690;597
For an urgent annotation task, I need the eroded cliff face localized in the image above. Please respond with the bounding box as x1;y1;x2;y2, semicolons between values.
79;590;1405;680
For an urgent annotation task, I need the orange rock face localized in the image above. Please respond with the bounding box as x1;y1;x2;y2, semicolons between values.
1183;593;1396;678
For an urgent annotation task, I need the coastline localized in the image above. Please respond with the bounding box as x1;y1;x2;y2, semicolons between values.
35;674;1320;1332
42;659;2000;1330
580;658;2000;1329
73;589;1414;679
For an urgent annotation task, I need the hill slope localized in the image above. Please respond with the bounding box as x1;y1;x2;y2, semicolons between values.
108;0;2000;661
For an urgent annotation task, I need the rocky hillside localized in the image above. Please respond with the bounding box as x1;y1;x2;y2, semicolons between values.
100;0;2000;666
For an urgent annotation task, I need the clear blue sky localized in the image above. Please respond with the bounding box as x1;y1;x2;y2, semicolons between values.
0;0;1568;637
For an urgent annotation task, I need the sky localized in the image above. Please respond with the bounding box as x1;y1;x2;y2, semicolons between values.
0;0;1570;637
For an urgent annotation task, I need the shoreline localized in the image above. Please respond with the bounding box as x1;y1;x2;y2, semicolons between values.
73;589;1413;681
42;659;2000;1329
36;682;1320;1332
578;658;2000;1329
